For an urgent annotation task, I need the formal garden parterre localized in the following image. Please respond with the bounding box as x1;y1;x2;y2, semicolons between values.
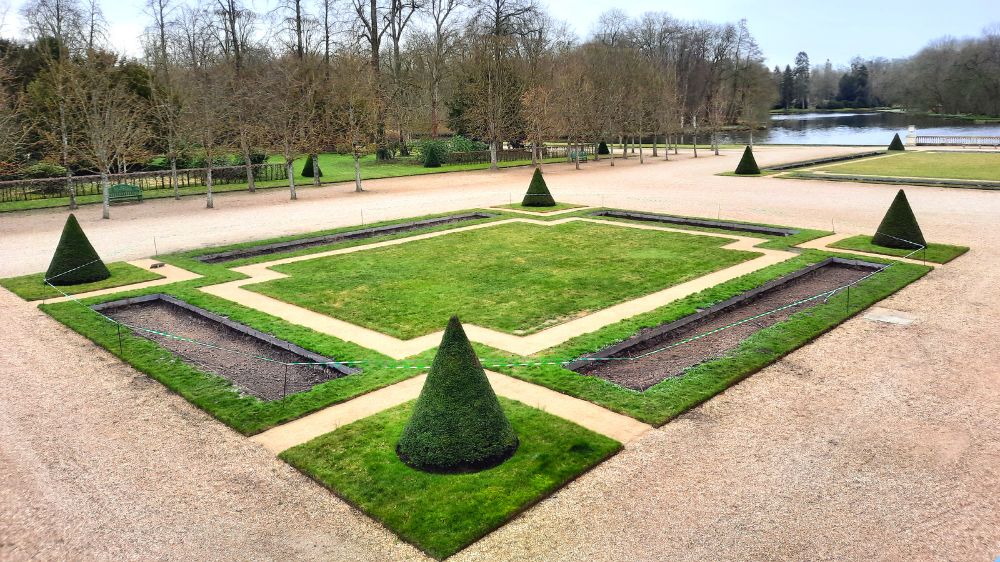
5;194;961;558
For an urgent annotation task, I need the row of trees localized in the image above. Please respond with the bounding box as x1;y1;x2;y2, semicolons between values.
772;26;1000;115
1;0;778;217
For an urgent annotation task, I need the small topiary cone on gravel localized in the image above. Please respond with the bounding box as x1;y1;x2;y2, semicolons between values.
597;140;610;155
45;213;111;285
888;133;905;151
521;168;556;207
396;316;519;473
734;145;761;175
301;154;323;177
872;189;926;249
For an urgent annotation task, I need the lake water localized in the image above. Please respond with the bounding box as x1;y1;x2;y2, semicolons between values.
718;112;1000;146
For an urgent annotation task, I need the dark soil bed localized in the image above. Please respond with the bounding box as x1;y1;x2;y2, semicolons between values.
591;210;799;237
94;294;357;400
570;258;882;390
763;150;884;171
195;212;497;263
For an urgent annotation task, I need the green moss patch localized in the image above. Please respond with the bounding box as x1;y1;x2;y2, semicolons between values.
1;261;162;301
280;398;620;559
830;235;968;263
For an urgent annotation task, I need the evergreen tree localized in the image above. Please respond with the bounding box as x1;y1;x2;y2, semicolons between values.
888;133;905;151
872;190;926;249
45;214;111;286
793;51;811;109
521;168;556;207
780;65;795;109
396;316;518;473
734;146;760;175
597;140;610;155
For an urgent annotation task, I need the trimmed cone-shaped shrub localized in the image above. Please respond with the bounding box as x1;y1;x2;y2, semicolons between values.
888;133;905;151
597;140;610;155
301;154;323;177
45;214;111;285
872;189;926;249
734;145;760;175
396;316;518;473
521;168;556;207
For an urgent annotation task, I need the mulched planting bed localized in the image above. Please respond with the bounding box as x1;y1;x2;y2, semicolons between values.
762;150;884;171
194;212;497;263
570;258;882;390
94;294;357;400
591;210;799;237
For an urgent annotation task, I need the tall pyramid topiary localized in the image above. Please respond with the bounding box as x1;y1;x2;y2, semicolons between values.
872;189;926;249
734;145;760;175
888;133;905;151
597;140;610;155
521;168;556;207
397;316;518;473
45;214;111;286
301;154;323;177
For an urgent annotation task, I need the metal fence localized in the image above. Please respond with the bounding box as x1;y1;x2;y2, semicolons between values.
0;146;597;205
916;135;1000;147
0;163;289;203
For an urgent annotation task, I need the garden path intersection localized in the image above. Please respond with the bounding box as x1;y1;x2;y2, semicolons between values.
1;146;998;560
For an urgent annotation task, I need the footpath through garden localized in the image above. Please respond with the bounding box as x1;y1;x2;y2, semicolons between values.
2;145;998;560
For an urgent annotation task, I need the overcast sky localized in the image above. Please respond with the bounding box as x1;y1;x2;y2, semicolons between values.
1;0;997;68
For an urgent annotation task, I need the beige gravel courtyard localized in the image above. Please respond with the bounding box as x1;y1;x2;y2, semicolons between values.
1;146;998;560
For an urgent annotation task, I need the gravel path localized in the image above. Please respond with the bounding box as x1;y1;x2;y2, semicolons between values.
2;146;998;560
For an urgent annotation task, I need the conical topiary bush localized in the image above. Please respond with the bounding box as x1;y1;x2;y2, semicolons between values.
45;214;111;285
396;316;519;473
872;189;926;249
301;154;323;177
888;133;905;151
734;145;760;175
597;141;610;155
521;168;556;207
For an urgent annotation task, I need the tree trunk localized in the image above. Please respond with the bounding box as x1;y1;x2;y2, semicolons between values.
621;135;627;159
574;137;580;170
243;144;256;192
206;164;214;208
639;132;644;164
311;152;321;186
489;142;498;170
354;150;363;192
652;134;658;157
286;160;297;200
101;171;110;219
693;134;698;158
749;128;754;148
714;131;720;156
170;156;179;199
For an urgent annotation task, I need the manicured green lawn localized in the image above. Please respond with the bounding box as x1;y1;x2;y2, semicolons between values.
830;235;969;263
494;202;584;213
816;152;1000;181
1;262;162;301
280;398;621;559
247;221;760;339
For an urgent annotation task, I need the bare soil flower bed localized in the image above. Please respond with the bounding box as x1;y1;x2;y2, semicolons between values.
195;212;496;263
591;210;799;237
571;258;881;390
94;294;356;400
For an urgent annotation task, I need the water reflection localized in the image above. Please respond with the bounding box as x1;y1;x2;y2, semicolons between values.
719;112;1000;145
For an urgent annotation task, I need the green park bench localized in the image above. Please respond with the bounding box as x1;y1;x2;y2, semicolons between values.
107;183;143;204
568;150;589;162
